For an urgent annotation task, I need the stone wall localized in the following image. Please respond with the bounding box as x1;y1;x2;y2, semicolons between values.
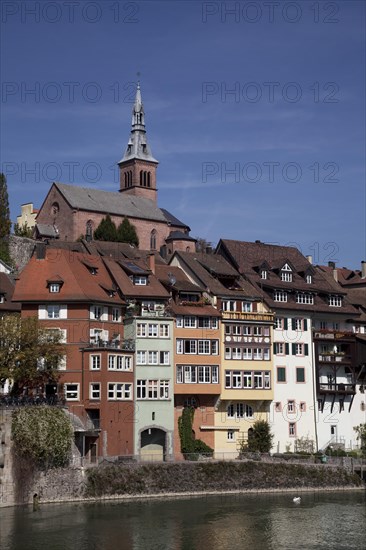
9;235;35;272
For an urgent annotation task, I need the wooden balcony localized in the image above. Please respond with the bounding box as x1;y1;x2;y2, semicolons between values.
318;354;351;364
221;312;274;322
319;383;356;395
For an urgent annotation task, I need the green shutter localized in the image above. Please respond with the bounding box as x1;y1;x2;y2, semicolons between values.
284;318;288;330
273;343;277;354
292;318;296;330
304;319;308;331
304;344;309;356
285;343;289;355
292;343;296;355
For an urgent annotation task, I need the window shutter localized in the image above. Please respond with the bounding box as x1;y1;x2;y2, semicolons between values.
252;302;257;312
285;343;289;355
38;305;46;319
304;344;309;356
292;318;296;330
304;319;308;331
284;318;288;330
292;343;296;355
273;343;277;354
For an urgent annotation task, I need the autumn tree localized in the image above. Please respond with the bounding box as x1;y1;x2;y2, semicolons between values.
0;173;12;265
0;315;66;395
93;214;118;242
117;217;139;247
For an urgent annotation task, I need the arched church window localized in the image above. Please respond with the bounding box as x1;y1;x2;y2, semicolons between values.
147;172;151;188
140;170;143;186
150;229;157;250
51;202;59;216
86;220;93;242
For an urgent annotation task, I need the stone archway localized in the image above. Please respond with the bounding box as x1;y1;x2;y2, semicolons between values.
140;427;166;462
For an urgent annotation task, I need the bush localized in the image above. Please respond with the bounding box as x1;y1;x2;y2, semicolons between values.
246;420;274;453
12;406;73;469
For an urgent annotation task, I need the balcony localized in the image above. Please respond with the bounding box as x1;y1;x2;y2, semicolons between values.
319;383;356;394
87;339;135;351
221;312;274;322
319;354;351;363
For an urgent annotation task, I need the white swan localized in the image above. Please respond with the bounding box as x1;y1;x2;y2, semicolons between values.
293;497;301;503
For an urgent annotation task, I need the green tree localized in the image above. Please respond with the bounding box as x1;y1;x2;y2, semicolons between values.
12;406;73;468
93;214;118;242
116;217;139;246
0;173;12;264
13;222;34;238
354;423;366;456
246;420;274;453
178;407;213;458
0;315;66;395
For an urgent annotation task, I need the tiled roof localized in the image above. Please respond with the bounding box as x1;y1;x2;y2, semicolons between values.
155;264;203;293
12;249;125;304
165;231;196;242
171;251;261;299
217;239;359;315
169;303;221;317
53;183;188;228
0;273;21;312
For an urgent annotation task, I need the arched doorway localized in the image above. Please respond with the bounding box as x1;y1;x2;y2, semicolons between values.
140;427;166;462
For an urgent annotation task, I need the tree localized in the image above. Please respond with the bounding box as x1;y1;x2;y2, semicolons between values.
354;423;366;456
194;237;214;253
246;420;274;453
0;315;66;394
178;407;213;458
116;217;139;247
13;222;33;238
93;214;118;242
0;173;12;264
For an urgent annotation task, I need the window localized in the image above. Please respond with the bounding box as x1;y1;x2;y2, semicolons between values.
198;366;211;383
137;351;146;364
148;351;158;365
275;402;282;412
108;355;131;370
91;305;102;320
292;343;309;356
47;305;60;319
198;317;210;329
108;383;132;400
137;380;170;399
148;324;158;337
112;308;121;322
222;300;236;312
263;348;270;360
288;400;295;413
232;371;242;388
296;367;305;383
198;340;210;355
253;326;262;336
254;372;263;388
160;351;170;365
150;230;157;250
261;270;267;280
65;383;79;400
49;283;60;293
253;348;262;360
243;371;252;388
232;347;242;359
274;317;284;329
274;342;287;355
300;402;306;412
211;318;218;329
137;323;146;337
243;348;252;359
329;295;342;307
243;326;251;335
160;324;169;338
176;316;183;328
90;355;101;370
281;272;292;282
227;430;235;441
242;302;252;312
306;274;312;284
184;316;196;328
90;383;100;400
133;275;147;285
232;325;241;335
274;290;287;302
228;403;253;418
296;293;314;305
277;367;286;383
289;423;296;437
212;366;219;383
159;380;169;399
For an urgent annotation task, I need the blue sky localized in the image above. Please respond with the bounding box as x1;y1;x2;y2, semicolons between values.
1;1;365;267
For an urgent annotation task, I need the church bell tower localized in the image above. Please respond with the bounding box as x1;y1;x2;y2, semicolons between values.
118;83;159;203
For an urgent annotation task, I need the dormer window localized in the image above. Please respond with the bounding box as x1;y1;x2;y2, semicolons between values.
280;263;293;282
49;283;60;293
306;274;312;284
0;294;5;303
261;270;267;280
133;275;147;285
329;295;342;307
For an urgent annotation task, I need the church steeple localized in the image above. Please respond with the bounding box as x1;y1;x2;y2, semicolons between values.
118;83;159;202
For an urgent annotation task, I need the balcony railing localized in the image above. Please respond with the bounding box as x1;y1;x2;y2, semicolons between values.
221;312;274;322
319;383;356;394
88;339;135;351
319;354;351;363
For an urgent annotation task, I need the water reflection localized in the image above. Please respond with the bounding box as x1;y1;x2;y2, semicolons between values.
1;492;365;550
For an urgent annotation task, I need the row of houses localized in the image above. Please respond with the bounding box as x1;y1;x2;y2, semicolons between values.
1;238;365;462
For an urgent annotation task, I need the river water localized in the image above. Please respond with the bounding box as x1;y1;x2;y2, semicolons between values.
1;491;365;550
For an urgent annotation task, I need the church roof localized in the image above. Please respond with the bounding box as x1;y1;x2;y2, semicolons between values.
53;182;189;228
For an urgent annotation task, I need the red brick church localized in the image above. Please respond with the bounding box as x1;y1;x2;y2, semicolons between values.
35;84;196;255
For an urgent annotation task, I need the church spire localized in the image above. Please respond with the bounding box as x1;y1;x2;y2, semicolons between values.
118;82;159;202
120;82;158;164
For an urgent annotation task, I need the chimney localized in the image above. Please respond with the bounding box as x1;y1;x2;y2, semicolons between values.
328;261;336;269
148;253;155;274
333;268;338;282
35;242;46;260
306;255;313;264
362;261;366;279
